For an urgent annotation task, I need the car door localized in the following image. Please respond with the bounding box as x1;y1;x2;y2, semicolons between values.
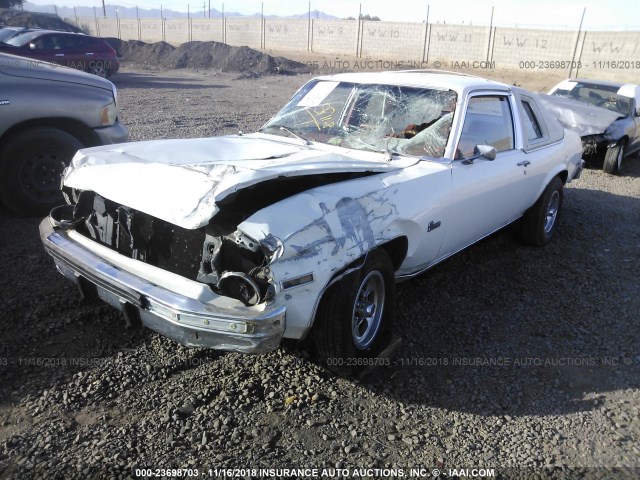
23;34;57;64
441;93;532;256
49;34;83;69
63;35;93;71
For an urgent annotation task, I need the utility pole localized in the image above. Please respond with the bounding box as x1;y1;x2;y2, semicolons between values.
569;7;587;78
102;0;106;18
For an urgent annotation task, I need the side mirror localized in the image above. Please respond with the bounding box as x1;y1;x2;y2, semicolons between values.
463;144;497;164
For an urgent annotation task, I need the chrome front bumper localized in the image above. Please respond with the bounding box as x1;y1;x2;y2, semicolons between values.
93;122;129;145
39;218;285;354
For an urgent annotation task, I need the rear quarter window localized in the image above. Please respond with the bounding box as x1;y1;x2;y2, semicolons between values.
522;100;543;141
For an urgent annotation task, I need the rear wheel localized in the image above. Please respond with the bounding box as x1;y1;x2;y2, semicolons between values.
603;140;625;175
520;176;564;246
0;127;83;216
88;62;109;78
313;249;396;376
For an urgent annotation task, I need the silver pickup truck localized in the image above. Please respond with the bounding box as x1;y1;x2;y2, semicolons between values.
0;52;128;215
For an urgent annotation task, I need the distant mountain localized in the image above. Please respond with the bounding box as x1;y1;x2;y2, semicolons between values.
22;2;338;20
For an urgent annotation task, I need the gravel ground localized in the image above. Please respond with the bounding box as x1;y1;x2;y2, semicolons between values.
0;65;639;480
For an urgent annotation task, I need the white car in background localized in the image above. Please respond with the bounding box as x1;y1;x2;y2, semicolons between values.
40;71;583;375
543;78;640;174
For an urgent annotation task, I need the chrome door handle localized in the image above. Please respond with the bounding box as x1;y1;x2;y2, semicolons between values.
517;160;531;167
54;53;65;57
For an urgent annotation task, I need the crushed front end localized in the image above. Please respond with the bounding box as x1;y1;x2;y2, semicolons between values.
39;192;286;354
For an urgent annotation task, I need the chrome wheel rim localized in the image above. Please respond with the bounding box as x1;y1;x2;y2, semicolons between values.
544;190;560;233
352;270;385;350
90;64;107;77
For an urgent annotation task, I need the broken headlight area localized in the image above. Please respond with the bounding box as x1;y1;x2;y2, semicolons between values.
196;230;276;306
57;191;277;307
580;134;608;162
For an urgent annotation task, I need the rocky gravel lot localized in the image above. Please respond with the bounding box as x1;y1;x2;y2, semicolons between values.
0;66;639;480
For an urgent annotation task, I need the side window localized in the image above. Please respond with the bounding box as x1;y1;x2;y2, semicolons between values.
69;36;90;49
522;101;543;141
32;35;55;50
457;95;514;159
51;35;76;49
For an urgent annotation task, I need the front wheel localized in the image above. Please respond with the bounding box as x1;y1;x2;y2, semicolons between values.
520;176;564;247
313;249;396;376
603;140;625;175
0;127;84;216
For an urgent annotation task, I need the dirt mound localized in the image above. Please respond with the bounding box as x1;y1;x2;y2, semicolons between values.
104;38;309;75
0;8;82;32
105;38;174;65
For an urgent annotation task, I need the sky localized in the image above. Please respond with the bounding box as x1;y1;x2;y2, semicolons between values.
25;0;640;30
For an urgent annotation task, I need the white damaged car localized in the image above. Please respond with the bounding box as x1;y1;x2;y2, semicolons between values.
40;71;584;375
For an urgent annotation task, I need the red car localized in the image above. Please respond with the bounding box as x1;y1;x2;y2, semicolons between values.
0;29;119;77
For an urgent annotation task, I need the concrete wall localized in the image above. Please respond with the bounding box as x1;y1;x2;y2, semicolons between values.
117;19;139;41
491;28;578;67
359;21;425;61
94;17;118;38
191;18;224;42
224;17;261;49
264;18;308;52
139;19;163;42
82;16;640;81
310;20;358;56
427;25;488;63
164;19;190;44
576;31;640;79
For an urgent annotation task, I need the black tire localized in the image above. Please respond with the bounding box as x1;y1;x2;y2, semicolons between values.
0;127;84;216
520;176;564;247
313;249;396;376
603;140;625;175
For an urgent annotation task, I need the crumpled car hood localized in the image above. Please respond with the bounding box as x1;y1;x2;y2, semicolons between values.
64;134;410;229
539;95;623;137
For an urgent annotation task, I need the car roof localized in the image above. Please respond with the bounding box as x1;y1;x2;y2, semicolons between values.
569;78;638;89
16;29;88;36
4;29;95;46
315;70;512;97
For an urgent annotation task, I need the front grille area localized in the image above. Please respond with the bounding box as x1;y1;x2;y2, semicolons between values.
76;192;205;280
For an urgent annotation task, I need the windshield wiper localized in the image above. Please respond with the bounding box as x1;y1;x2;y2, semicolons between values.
355;137;400;162
260;124;311;145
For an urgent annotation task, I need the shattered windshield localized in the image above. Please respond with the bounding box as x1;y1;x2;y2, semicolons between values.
261;81;458;158
550;82;632;116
